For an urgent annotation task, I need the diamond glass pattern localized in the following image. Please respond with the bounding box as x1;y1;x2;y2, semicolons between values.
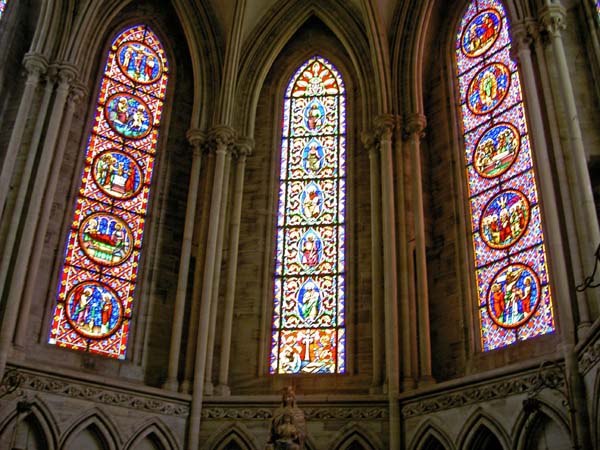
456;1;555;351
48;25;169;359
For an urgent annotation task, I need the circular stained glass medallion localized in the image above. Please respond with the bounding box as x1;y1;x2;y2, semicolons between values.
65;281;123;338
474;123;520;178
117;41;163;84
105;93;153;139
78;212;134;266
467;63;510;115
461;9;502;57
487;263;540;328
480;189;530;249
92;150;144;200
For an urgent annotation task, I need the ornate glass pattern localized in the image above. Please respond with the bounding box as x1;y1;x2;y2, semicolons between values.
456;0;555;351
0;0;6;19
270;56;346;374
48;25;168;359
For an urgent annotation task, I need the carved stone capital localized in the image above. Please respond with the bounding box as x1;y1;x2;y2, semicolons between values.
539;4;567;38
361;130;380;155
374;114;396;142
234;136;254;159
186;128;206;148
209;125;236;153
57;63;79;87
404;113;427;139
69;81;87;105
22;52;48;78
511;22;534;59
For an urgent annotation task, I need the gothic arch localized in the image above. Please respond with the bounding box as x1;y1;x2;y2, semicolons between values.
390;0;524;114
512;400;572;450
327;423;382;450
0;397;59;450
124;417;181;450
408;419;455;450
456;410;510;450
235;0;374;138
28;0;217;130
204;423;260;450
59;407;122;450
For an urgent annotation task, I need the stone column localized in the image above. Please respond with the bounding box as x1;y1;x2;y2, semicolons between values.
527;19;597;332
394;115;415;391
0;64;78;379
14;80;86;348
216;138;253;395
361;131;385;392
513;21;592;450
374;115;400;450
181;150;215;394
204;149;233;395
0;67;55;306
405;113;434;385
187;125;235;449
539;5;600;280
0;52;47;221
512;22;588;331
163;129;205;391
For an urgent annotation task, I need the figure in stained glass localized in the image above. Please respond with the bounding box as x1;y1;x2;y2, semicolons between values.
105;93;152;139
304;101;325;131
117;41;163;84
301;183;323;220
303;140;323;174
461;9;502;57
474;123;520;178
65;282;123;338
468;63;510;114
298;280;321;323
299;231;322;269
480;190;529;249
457;0;555;351
79;213;133;266
49;25;169;359
487;264;540;327
271;56;346;374
92;150;143;199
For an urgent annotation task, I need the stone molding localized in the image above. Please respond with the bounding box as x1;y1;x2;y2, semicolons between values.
401;367;565;418
1;367;189;417
201;404;388;420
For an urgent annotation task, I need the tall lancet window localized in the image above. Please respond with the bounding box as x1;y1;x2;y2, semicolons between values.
270;56;346;374
456;0;555;351
48;25;169;359
0;0;7;20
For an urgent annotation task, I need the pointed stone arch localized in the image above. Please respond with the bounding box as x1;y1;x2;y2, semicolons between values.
59;407;122;450
0;397;59;450
327;422;383;450
408;419;455;450
457;409;510;450
235;0;375;138
513;399;572;450
205;423;259;450
124;417;181;450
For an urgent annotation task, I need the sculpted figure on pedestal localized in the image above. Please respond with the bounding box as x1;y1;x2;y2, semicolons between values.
267;387;306;450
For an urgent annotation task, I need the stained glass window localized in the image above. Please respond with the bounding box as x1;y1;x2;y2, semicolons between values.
270;56;346;374
456;0;555;351
48;25;168;359
0;0;6;20
597;0;600;20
